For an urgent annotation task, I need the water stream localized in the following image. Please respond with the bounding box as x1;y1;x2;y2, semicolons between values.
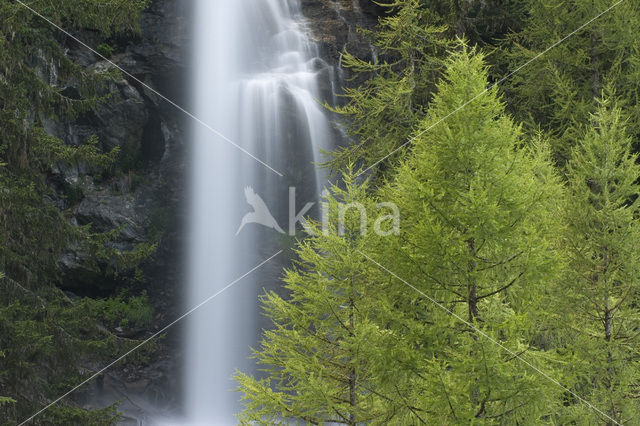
185;0;336;423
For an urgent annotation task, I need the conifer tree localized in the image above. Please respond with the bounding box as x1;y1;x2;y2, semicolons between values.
557;96;640;424
0;0;149;286
503;0;640;162
327;0;452;175
370;46;566;422
0;1;154;422
236;175;423;424
329;0;530;176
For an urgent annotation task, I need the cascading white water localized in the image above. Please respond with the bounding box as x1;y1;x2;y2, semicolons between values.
186;0;335;424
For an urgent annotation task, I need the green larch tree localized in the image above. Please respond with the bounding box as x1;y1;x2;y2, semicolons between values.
327;0;452;176
236;174;425;425
503;0;640;162
557;96;640;424
328;0;530;177
370;46;566;423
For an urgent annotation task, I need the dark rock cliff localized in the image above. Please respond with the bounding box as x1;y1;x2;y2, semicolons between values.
301;0;380;64
46;0;192;419
54;0;190;303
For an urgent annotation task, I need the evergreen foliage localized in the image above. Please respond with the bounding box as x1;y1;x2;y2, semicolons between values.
0;0;152;423
420;0;527;43
557;96;640;424
237;176;403;424
241;7;640;423
0;277;155;424
372;47;565;423
4;0;640;424
503;0;640;162
329;0;529;177
327;0;452;175
0;0;151;287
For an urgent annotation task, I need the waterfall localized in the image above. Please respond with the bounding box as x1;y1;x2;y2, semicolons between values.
185;0;335;424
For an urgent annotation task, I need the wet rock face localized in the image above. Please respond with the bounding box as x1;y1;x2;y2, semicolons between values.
52;0;383;294
48;0;191;416
358;0;387;17
49;1;382;294
50;0;191;298
300;0;380;66
300;0;384;92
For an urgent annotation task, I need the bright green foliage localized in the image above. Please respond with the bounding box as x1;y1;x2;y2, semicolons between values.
327;0;452;175
503;0;640;162
0;395;15;407
556;97;640;424
86;290;153;329
327;0;532;176
243;2;640;424
237;174;419;424
238;48;571;424
373;47;565;422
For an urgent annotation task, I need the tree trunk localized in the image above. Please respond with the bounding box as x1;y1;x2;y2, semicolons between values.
348;277;356;425
591;33;601;101
467;238;479;322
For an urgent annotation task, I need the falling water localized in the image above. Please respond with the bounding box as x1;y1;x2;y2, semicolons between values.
185;0;335;424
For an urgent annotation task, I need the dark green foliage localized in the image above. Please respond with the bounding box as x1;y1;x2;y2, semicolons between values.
0;277;154;423
0;273;16;411
97;43;115;59
502;0;640;163
86;225;157;283
85;291;153;329
4;0;640;424
327;0;453;175
420;0;527;43
0;0;146;286
0;0;151;423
